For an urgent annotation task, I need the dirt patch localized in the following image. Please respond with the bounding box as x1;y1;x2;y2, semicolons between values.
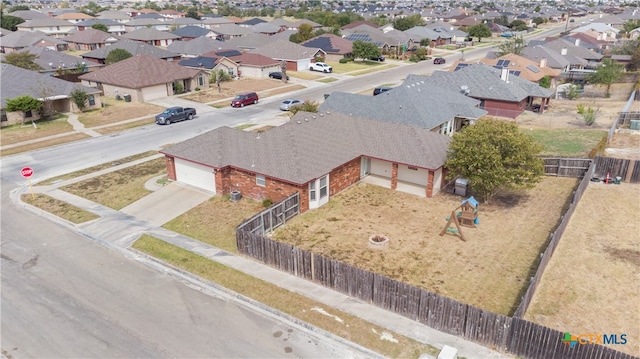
516;83;639;131
182;79;303;103
270;176;578;315
524;183;640;356
605;131;640;160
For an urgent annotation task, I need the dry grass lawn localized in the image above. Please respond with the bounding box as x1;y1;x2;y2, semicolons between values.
21;193;99;224
1;114;72;146
1;133;89;157
524;183;640;357
181;79;305;104
78;99;163;128
271;177;578;315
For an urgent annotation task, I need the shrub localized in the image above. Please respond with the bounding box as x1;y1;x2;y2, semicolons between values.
173;81;184;94
582;107;598;126
262;198;273;208
195;87;201;91
576;103;585;114
339;58;350;63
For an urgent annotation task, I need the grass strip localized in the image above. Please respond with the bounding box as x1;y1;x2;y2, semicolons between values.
133;234;440;359
21;193;99;224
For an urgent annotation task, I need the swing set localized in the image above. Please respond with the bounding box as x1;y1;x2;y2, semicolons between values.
439;196;479;242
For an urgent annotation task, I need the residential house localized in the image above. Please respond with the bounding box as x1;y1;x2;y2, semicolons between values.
251;39;324;71
7;10;49;20
1;63;101;127
319;80;486;136
419;64;554;117
563;33;610;52
200;49;280;78
571;23;620;42
16;18;76;38
0;31;69;53
63;28;119;51
208;23;255;41
251;22;281;35
55;12;95;24
166;36;225;57
160;111;452;212
523;38;603;70
96;10;131;24
79;54;209;102
159;9;185;20
121;27;180;47
75;19;127;36
171;26;219;41
301;34;353;62
8;46;102;75
201;16;236;29
80;39;182;64
219;33;274;51
124;18;170;32
165;17;204;30
449;53;561;84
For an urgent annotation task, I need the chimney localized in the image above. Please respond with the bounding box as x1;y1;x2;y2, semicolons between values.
500;67;510;82
574;38;580;46
540;57;547;68
561;47;568;56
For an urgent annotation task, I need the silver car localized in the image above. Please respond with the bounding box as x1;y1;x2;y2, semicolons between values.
279;99;301;111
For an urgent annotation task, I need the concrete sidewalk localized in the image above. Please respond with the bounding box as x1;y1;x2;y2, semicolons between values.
14;171;511;359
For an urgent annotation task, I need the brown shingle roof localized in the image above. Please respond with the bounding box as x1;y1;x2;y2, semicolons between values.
161;111;451;185
79;54;201;89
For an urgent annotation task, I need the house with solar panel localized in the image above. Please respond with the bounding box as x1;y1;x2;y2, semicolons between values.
449;54;561;86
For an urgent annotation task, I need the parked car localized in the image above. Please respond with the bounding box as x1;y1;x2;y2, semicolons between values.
370;55;385;62
433;57;446;65
309;62;333;73
231;92;258;107
279;99;301;111
268;71;289;80
373;87;392;96
155;106;196;125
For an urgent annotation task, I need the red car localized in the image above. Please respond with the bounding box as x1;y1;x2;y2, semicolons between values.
231;92;258;107
433;57;446;64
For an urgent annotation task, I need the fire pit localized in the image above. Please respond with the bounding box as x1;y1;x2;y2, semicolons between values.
368;234;389;249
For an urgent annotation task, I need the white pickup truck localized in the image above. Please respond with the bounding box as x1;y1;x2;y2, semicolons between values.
309;62;333;73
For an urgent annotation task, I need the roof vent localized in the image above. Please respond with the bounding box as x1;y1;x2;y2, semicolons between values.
312;115;316;119
296;120;301;124
304;118;308;122
319;113;324;117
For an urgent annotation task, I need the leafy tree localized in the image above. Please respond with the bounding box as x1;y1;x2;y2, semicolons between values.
467;24;492;42
105;48;133;65
509;19;528;31
210;69;231;92
0;13;25;31
352;40;380;61
70;89;89;111
493;15;509;27
534;5;541;12
91;23;109;32
8;4;29;12
173;81;184;94
587;58;624;97
611;39;639;56
409;47;427;62
392;14;425;31
296;23;314;43
538;75;551;89
2;52;42;70
532;17;544;26
5;95;42;125
419;38;431;47
289;100;319;115
445;118;544;203
628;46;640;71
185;8;200;20
622;19;640;37
496;36;524;56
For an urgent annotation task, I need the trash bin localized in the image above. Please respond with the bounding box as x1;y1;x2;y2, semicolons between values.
123;94;131;102
615;176;621;185
455;178;468;196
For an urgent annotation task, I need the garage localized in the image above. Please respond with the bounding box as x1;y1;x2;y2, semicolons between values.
397;165;428;186
174;159;216;193
370;159;392;178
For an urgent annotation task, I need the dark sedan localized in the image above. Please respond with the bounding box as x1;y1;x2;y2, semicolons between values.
268;71;290;80
433;57;446;64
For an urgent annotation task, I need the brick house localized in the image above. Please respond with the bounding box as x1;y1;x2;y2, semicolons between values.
160;111;451;213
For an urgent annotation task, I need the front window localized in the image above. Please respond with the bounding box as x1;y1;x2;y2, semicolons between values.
256;174;265;187
309;181;316;201
319;176;327;198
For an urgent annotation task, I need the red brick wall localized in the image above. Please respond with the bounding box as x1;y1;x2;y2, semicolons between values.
482;99;526;118
391;163;398;190
329;157;361;196
426;170;435;197
165;156;176;180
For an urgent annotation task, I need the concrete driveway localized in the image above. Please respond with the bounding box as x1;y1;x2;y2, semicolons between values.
120;182;212;226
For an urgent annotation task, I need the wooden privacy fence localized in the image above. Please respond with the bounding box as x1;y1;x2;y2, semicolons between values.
542;158;591;177
235;192;299;235
513;163;595;319
235;170;637;359
594;156;640;183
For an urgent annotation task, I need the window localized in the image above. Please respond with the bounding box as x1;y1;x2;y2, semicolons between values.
309;181;316;201
439;119;454;136
25;110;33;118
88;95;95;106
198;75;205;86
319;176;327;198
256;174;265;187
1;110;7;122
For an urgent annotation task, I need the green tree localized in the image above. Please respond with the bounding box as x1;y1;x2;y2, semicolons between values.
496;36;524;56
352;40;380;61
0;13;25;31
538;75;551;89
296;23;314;43
91;23;109;32
622;19;640;37
105;48;133;65
419;38;431;47
392;14;425;31
409;47;427;62
628;46;640;71
185;8;200;20
587;58;624;97
5;95;43;125
210;69;231;92
493;15;509;27
532;17;544;26
534;5;541;12
509;19;528;31
445;118;544;203
70;89;89;111
2;52;42;71
173;81;184;94
8;4;29;12
289;100;319;115
467;24;492;42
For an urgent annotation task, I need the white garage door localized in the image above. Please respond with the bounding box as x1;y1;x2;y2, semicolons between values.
370;159;392;178
174;159;216;193
397;165;428;186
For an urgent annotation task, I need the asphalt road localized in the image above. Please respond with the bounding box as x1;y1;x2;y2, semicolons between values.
1;23;570;358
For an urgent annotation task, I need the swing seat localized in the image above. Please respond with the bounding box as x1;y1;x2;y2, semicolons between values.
446;227;459;234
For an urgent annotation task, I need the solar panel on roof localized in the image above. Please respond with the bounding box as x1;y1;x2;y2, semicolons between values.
454;63;469;71
526;64;540;73
215;50;242;57
496;59;511;67
510;70;521;76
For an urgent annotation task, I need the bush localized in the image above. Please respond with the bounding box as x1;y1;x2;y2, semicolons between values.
195;87;201;91
582;107;598;126
262;198;273;208
576;103;585;114
339;58;350;63
173;81;184;94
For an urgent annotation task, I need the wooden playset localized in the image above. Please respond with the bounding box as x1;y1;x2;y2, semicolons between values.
440;196;479;241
